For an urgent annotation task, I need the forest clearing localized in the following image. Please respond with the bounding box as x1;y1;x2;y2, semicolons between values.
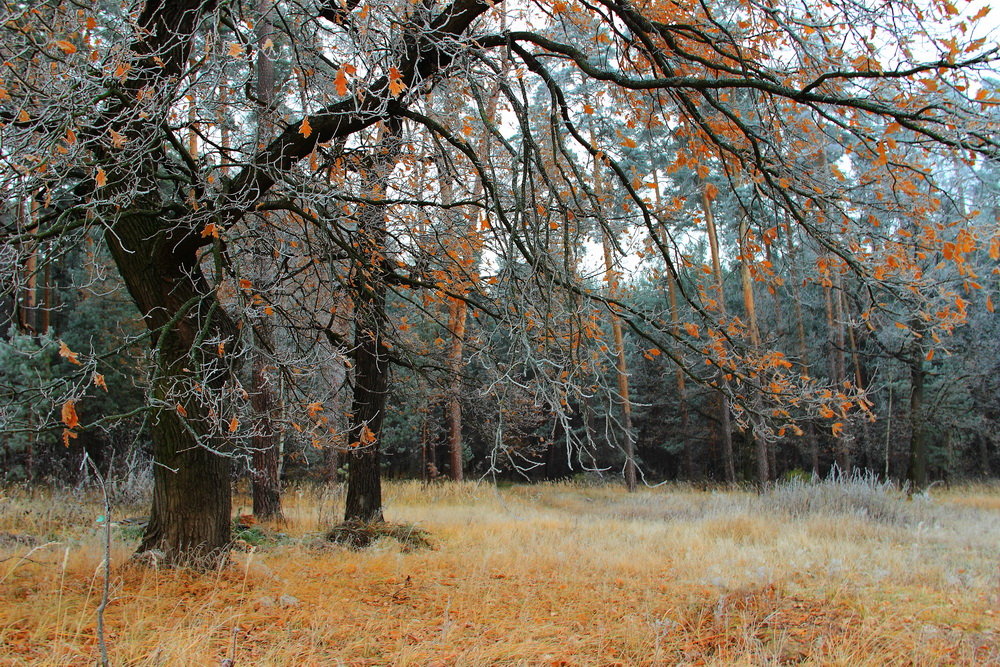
1;478;998;665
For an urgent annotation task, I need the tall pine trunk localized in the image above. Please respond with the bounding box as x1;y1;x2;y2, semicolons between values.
907;344;928;488
701;182;736;483
444;297;467;482
249;0;282;520
737;216;768;486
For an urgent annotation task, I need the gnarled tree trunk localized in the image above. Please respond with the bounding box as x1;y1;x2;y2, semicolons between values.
107;210;234;567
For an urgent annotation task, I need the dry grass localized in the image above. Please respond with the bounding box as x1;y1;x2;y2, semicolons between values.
0;478;998;665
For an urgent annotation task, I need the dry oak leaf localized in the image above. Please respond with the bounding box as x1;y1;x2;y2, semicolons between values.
61;400;79;429
388;67;406;96
58;340;81;365
335;68;349;96
55;40;77;55
93;372;107;391
299;117;313;138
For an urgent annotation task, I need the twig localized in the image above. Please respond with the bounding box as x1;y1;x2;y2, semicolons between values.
83;453;111;667
220;625;239;666
0;542;60;584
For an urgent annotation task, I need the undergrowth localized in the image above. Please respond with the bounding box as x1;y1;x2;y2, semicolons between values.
326;520;433;551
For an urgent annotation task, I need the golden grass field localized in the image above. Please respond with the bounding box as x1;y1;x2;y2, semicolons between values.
0;478;998;665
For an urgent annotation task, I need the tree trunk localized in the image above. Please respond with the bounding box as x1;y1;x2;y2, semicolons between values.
701;181;736;483
602;223;637;491
652;175;694;480
437;158;466;483
907;352;927;488
139;401;232;567
738;216;768;486
107;210;234;568
343;288;389;522
248;0;283;520
342;124;402;523
665;267;694;480
783;223;819;474
250;351;282;519
444;297;467;481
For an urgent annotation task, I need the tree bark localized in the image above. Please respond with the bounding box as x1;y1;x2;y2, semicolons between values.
343;278;389;521
783;223;819;474
738;216;768;486
444;297;467;481
249;0;283;520
907;351;927;488
342;124;402;523
106;210;234;568
250;351;281;519
701;182;736;483
601;210;637;492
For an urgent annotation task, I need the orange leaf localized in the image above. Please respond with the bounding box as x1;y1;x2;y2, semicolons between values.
62;429;78;447
360;424;376;445
93;373;107;391
299;117;313;138
831;422;844;437
925;349;935;361
335;68;348;96
176;403;188;417
227;42;244;58
228;417;239;432
59;340;81;365
388;67;406;96
306;402;324;418
201;223;219;239
986;295;994;313
17;109;30;123
239;279;253;289
55;40;77;55
95;168;107;187
61;400;79;429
